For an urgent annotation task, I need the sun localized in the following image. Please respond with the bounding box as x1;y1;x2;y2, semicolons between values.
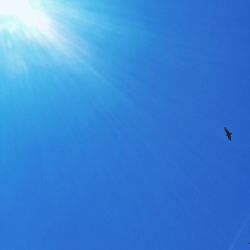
0;0;33;17
0;0;92;72
0;0;66;72
0;0;51;35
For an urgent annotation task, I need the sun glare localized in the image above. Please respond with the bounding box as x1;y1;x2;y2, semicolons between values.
0;0;33;17
0;0;74;71
0;0;114;73
0;0;50;31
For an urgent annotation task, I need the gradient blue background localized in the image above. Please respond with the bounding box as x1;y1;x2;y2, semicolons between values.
0;0;250;249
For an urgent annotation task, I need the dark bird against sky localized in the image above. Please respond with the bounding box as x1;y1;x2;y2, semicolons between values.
224;127;232;141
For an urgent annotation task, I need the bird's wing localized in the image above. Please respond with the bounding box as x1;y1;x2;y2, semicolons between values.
224;127;229;133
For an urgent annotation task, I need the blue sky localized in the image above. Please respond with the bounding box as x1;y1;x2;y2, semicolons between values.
0;0;249;249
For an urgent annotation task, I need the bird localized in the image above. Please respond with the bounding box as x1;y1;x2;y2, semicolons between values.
224;127;232;141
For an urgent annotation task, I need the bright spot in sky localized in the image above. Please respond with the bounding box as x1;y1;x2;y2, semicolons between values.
0;0;86;72
0;0;133;75
0;0;51;35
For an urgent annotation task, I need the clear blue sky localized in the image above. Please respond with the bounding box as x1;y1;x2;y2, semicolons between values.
0;0;249;249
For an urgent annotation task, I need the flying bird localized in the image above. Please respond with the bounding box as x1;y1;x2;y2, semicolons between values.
224;127;232;141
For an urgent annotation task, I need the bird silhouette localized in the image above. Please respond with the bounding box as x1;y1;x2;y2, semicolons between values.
224;127;232;141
